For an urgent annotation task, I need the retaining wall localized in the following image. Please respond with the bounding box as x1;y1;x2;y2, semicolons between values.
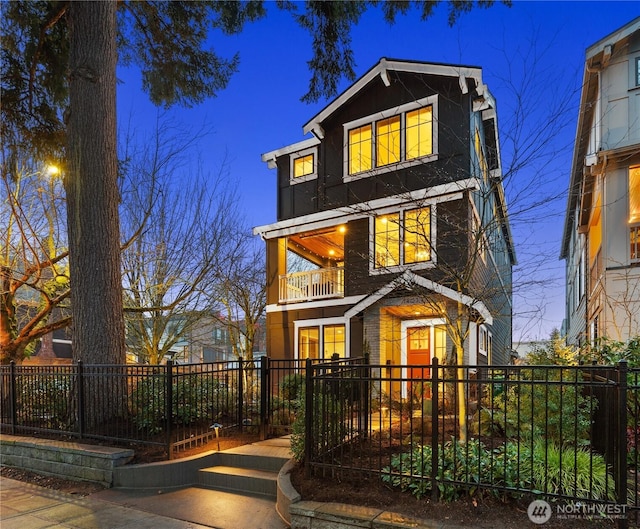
0;434;134;487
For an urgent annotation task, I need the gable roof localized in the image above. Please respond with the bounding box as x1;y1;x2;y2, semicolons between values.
303;58;486;139
344;270;494;325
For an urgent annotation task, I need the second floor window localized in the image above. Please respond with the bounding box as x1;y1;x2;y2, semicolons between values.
374;206;431;269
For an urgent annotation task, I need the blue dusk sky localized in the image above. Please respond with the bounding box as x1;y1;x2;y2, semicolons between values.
116;2;640;342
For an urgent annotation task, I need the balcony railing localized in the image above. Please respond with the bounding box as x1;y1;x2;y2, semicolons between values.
279;267;344;303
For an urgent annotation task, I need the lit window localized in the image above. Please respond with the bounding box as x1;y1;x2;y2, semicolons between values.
406;106;432;160
297;323;345;360
404;207;431;263
374;207;431;269
376;116;400;167
349;125;372;174
375;214;400;267
344;97;436;178
298;327;319;360
636;57;640;87
293;153;314;178
630;166;640;223
323;325;345;358
631;166;640;261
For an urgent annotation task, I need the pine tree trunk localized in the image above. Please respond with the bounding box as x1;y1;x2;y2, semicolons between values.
66;2;125;365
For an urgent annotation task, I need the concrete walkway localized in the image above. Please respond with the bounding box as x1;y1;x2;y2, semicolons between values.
0;475;288;529
1;436;293;529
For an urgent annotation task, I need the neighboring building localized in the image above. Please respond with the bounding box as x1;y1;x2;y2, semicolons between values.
254;58;516;372
561;19;640;347
160;315;266;364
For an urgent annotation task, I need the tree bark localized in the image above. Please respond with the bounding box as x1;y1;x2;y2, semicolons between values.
66;2;125;364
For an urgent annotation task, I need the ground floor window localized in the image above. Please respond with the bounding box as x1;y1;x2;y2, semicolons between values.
296;320;346;360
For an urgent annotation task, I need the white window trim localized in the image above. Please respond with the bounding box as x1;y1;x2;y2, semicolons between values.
342;94;439;182
294;317;349;360
368;202;437;275
479;324;492;361
289;146;318;184
400;318;446;399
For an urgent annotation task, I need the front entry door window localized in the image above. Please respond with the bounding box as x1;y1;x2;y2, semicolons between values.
407;326;431;399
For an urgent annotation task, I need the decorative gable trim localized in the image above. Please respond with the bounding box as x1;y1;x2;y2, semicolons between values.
344;270;493;325
261;137;320;169
303;58;484;138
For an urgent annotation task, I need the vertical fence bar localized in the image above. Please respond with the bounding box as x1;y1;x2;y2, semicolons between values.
9;361;17;435
431;357;439;502
362;353;370;438
617;360;628;529
260;356;269;440
165;360;174;459
304;357;313;478
77;361;85;437
238;357;244;432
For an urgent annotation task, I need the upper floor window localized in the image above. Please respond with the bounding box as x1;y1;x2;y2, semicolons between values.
374;206;431;269
349;125;372;174
630;165;640;261
290;147;318;184
344;95;438;181
636;57;640;87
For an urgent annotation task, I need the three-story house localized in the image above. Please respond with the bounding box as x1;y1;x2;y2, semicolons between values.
254;58;515;372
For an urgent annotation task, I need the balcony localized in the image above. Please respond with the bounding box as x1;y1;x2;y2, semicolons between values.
279;267;344;303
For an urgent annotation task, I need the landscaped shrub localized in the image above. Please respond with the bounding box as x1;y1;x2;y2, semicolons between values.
129;375;233;434
530;440;613;500
382;439;613;502
18;374;73;429
290;386;351;463
489;368;597;446
279;373;305;401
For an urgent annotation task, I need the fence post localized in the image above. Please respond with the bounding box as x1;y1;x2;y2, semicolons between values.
616;360;628;529
431;357;439;502
165;360;174;460
304;357;313;478
260;356;269;440
9;361;17;435
77;361;85;438
361;353;370;438
238;357;244;432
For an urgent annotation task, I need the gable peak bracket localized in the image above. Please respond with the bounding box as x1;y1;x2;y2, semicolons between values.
311;125;325;140
380;69;391;87
458;75;469;94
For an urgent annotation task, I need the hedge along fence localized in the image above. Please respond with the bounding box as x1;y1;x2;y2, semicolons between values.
0;358;313;459
299;357;638;526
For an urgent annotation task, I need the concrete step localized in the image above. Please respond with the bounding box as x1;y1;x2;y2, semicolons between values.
211;450;290;473
198;465;278;498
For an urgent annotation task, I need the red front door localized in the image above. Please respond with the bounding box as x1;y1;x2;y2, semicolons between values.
407;326;431;399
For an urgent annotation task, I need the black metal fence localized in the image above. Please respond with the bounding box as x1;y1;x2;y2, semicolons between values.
0;357;311;459
303;357;639;526
2;355;638;524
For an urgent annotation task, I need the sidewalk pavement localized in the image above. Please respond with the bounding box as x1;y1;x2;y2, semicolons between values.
0;476;288;529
